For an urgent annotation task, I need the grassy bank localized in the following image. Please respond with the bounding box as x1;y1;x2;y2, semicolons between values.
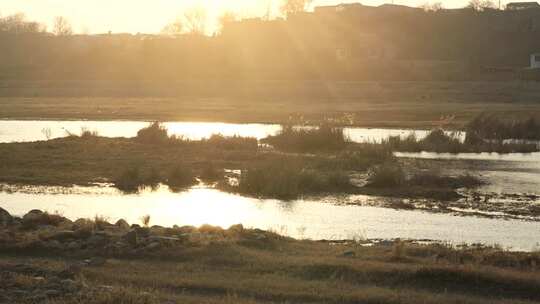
3;81;540;129
1;209;540;304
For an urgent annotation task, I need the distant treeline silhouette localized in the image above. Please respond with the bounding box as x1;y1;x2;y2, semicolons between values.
2;3;540;82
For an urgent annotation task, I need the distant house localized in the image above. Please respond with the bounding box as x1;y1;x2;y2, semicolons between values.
314;3;363;14
530;53;540;68
506;2;540;10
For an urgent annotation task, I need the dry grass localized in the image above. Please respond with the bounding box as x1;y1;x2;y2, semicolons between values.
2;237;538;304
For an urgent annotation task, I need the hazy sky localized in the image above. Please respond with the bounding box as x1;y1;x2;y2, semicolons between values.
0;0;490;34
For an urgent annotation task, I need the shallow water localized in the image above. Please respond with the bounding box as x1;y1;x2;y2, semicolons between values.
0;120;448;143
1;185;539;251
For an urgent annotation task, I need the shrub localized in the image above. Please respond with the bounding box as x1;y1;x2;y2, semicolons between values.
262;124;348;152
200;162;224;182
136;122;169;144
165;163;197;190
204;134;258;151
114;167;145;193
366;162;405;188
237;159;352;199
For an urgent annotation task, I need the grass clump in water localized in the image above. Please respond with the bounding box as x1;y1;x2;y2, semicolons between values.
262;124;349;152
136;122;170;145
237;159;352;199
466;114;540;141
165;163;197;191
366;162;406;188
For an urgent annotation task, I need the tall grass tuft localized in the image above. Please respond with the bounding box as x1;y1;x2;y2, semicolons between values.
238;159;352;199
165;163;197;191
136;122;170;145
262;124;349;152
366;162;406;188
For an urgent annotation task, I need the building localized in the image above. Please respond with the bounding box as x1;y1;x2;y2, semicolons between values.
530;53;540;68
506;2;540;10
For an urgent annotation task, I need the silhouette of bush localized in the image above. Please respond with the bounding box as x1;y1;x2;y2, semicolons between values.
366;162;406;188
204;134;258;150
262;124;348;152
165;163;197;191
136;122;170;145
238;160;352;199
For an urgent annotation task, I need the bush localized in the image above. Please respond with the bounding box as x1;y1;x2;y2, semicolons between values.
237;159;352;199
114;167;145;193
200;162;224;182
165;163;197;191
262;124;348;152
136;122;169;144
366;162;405;188
204;134;258;151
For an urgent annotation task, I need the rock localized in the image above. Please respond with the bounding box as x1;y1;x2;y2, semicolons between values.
45;230;77;242
87;234;109;247
67;241;80;250
148;236;181;242
44;289;61;298
228;224;244;234
60;279;79;293
145;242;161;250
115;219;130;229
0;207;12;227
45;240;62;249
23;209;44;222
123;230;138;246
85;257;107;267
134;227;150;237
342;250;356;257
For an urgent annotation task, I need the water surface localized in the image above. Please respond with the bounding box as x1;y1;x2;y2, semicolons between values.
1;185;539;251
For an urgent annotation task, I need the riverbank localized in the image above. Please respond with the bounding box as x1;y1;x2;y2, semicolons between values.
1;208;540;304
3;81;540;129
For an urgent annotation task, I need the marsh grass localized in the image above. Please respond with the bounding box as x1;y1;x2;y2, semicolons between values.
165;163;197;191
237;159;353;199
136;122;170;145
262;124;349;152
467;114;540;141
385;128;538;153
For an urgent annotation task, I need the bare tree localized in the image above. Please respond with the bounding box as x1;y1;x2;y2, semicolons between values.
0;13;46;34
218;11;237;33
183;7;207;35
467;0;497;11
280;0;313;18
161;19;183;36
53;16;73;36
419;2;444;11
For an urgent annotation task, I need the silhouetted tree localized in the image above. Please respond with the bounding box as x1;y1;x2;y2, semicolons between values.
280;0;313;18
467;0;497;11
183;7;207;35
161;19;183;36
53;16;73;36
0;13;45;34
419;2;444;11
218;11;237;33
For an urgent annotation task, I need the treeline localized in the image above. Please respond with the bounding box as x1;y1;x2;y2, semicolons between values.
2;5;540;82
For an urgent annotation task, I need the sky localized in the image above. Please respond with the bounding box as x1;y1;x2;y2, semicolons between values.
0;0;496;34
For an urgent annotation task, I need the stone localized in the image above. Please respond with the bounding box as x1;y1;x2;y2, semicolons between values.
342;250;356;257
0;207;12;227
134;227;150;237
148;236;181;242
123;230;138;246
44;289;61;298
23;209;44;221
67;241;80;250
87;234;109;247
145;242;161;250
115;219;130;230
60;279;79;293
45;230;77;242
85;257;107;267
